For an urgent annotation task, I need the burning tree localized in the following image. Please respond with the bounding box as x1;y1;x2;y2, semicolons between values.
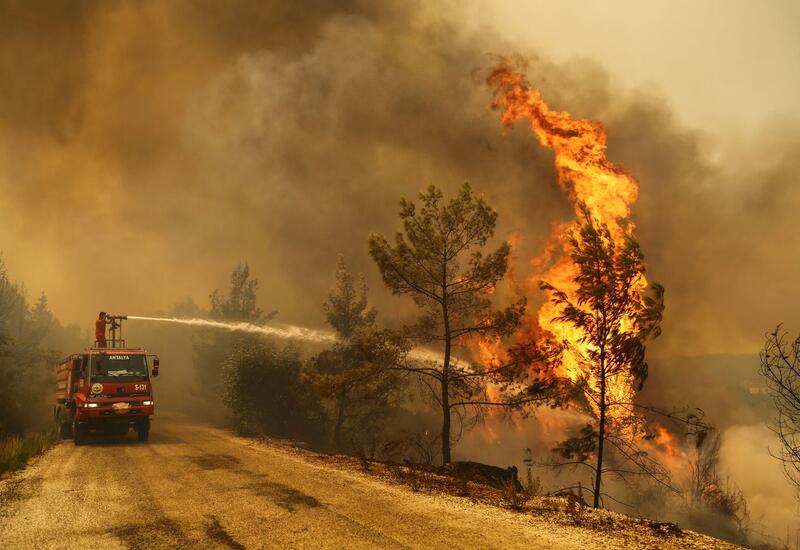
534;209;665;507
486;61;678;507
759;326;800;493
369;183;525;464
303;255;407;451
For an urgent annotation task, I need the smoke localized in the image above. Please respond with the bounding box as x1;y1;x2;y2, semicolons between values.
1;1;797;358
0;0;563;331
720;424;800;544
1;0;799;543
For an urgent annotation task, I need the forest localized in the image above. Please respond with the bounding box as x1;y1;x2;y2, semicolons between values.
2;182;794;548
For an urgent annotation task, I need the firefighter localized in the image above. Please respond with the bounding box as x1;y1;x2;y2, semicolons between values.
95;311;111;348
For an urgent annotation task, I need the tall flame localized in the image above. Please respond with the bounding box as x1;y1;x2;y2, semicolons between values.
486;61;648;418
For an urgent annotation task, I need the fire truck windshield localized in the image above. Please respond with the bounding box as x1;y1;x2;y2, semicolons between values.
91;354;148;382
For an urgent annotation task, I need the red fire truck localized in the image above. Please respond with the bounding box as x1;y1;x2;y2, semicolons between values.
54;315;160;445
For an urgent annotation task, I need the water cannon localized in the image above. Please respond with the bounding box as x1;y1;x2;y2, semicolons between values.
106;314;128;348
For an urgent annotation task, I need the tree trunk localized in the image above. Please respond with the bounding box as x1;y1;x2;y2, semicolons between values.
333;388;347;451
441;297;452;465
441;331;452;464
593;366;606;508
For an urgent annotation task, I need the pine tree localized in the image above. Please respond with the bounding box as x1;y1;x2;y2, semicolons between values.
369;183;524;464
304;255;405;450
194;263;276;395
535;206;664;507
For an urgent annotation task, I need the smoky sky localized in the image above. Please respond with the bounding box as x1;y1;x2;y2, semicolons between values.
0;0;798;358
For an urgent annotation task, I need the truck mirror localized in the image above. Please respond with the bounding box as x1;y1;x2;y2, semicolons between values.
153;358;160;367
151;367;159;377
72;358;81;371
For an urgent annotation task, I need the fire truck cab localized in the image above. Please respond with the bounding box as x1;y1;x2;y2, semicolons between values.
54;318;159;445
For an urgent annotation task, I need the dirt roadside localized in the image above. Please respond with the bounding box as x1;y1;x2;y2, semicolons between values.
0;415;741;549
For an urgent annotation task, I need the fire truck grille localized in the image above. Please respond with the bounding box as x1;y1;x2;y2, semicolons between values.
99;409;141;416
94;399;148;408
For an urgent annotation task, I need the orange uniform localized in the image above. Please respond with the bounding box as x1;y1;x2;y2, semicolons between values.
95;318;107;347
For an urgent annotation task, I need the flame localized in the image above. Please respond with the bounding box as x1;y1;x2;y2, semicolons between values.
649;424;685;462
486;61;648;420
644;423;690;483
475;332;502;370
474;330;509;422
487;63;638;233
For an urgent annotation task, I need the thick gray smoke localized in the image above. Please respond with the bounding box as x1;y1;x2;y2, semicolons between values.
1;0;799;543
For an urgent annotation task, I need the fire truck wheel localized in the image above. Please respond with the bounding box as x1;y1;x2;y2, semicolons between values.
73;422;88;446
60;422;73;439
136;419;150;442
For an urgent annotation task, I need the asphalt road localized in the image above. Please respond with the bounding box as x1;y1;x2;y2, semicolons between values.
0;414;600;549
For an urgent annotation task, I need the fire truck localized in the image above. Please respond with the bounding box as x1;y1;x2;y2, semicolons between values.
54;315;160;445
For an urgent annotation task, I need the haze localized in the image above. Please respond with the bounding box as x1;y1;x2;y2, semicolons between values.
0;0;798;356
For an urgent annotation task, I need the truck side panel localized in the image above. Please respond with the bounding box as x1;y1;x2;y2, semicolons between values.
54;361;70;402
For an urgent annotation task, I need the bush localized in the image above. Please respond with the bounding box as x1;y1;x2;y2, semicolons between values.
0;429;58;475
222;340;327;445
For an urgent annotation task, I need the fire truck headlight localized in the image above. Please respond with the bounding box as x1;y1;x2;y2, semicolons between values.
142;400;153;406
84;403;98;408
